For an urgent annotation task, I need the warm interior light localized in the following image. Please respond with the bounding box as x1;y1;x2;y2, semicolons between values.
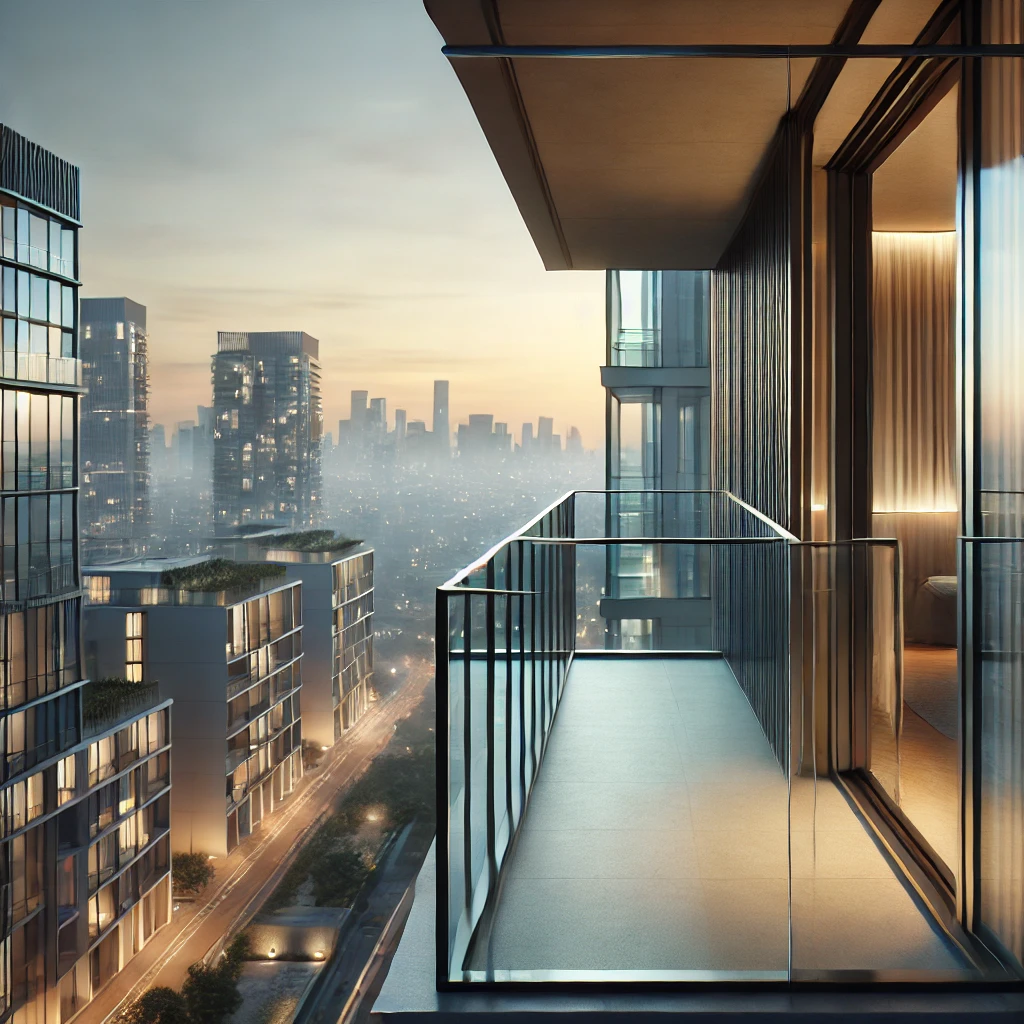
320;745;328;752
872;507;958;514
314;951;325;960
811;503;827;512
268;947;277;958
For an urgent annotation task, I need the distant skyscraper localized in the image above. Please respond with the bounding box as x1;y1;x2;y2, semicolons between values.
212;331;323;535
80;297;150;562
194;404;215;486
370;396;387;437
175;419;195;478
566;425;584;456
433;379;450;449
522;422;534;452
351;390;368;433
395;408;407;442
407;420;426;437
538;416;554;450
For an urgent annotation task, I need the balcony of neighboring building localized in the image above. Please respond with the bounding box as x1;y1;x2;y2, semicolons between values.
602;271;712;394
419;491;1011;988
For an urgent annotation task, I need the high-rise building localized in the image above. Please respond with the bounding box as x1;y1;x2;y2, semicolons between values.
395;409;407;444
566;425;584;456
79;298;150;564
432;379;449;449
149;423;168;477
1;125;173;1024
350;390;368;435
537;415;554;451
369;397;387;438
376;1;1024;1013
212;332;323;536
173;419;195;479
194;403;215;486
521;421;534;453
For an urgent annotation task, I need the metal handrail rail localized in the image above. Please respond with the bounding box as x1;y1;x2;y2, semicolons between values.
440;489;793;590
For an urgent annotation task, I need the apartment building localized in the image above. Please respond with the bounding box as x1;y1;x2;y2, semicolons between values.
219;531;375;749
56;681;171;1023
83;558;303;857
375;0;1024;1018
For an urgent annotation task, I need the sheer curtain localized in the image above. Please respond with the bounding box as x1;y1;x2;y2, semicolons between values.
976;0;1024;969
871;231;957;514
871;232;957;656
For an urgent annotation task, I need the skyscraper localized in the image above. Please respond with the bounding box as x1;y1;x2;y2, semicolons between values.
521;421;534;453
350;389;368;435
537;415;554;451
395;408;407;443
432;379;449;449
80;297;150;563
1;124;173;1024
212;331;323;536
369;396;387;438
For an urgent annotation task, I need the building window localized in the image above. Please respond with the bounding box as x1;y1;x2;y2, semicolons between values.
126;611;145;682
57;754;76;805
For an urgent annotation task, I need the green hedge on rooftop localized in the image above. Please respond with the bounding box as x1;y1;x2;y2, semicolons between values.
161;558;286;592
256;530;361;553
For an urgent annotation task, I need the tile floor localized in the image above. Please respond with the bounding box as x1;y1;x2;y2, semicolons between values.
468;656;969;978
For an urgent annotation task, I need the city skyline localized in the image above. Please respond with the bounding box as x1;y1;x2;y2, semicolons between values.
0;0;606;444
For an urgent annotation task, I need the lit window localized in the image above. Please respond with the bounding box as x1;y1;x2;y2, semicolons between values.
57;755;76;804
126;611;145;682
88;576;111;603
115;322;124;340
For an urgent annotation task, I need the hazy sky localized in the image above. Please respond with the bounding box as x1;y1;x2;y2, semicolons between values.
0;0;605;446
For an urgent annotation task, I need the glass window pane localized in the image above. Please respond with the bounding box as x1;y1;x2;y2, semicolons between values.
31;275;46;320
61;286;74;329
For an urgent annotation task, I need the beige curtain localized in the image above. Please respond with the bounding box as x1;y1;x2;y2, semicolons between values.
871;231;957;515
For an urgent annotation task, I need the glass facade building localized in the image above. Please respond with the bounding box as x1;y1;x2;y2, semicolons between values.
79;298;150;564
374;0;1024;1016
1;126;171;1024
212;331;323;536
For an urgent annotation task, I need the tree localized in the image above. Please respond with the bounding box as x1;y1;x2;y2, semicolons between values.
182;959;243;1024
222;932;251;982
172;852;215;896
311;846;370;907
123;988;190;1024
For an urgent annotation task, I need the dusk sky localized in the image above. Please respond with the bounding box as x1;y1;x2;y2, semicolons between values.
0;0;605;446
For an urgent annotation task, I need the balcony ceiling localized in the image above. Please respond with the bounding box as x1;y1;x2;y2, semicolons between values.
426;0;855;270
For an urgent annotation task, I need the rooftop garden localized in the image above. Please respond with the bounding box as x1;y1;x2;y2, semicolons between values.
83;677;160;729
256;529;361;554
161;558;286;592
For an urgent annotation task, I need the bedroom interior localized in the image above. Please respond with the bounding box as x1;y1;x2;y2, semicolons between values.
868;80;959;879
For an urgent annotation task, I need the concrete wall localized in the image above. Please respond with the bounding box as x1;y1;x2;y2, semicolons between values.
83;604;231;856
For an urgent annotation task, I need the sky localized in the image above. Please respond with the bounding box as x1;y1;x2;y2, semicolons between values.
0;0;605;447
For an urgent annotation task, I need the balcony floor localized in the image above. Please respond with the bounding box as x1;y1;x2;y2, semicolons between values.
468;656;969;979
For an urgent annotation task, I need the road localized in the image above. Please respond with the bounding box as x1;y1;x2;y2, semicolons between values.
81;672;430;1024
296;818;432;1024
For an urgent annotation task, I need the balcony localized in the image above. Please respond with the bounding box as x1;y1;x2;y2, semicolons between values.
610;328;661;367
436;491;996;985
0;352;82;387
